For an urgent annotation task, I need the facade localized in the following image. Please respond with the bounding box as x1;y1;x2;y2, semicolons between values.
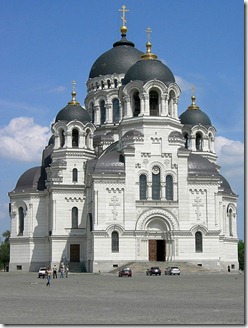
8;12;238;273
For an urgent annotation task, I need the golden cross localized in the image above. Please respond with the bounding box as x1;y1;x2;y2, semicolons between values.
118;5;129;25
72;80;76;93
192;85;195;96
146;27;152;42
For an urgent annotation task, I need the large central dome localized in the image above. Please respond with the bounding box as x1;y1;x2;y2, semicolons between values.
89;30;143;79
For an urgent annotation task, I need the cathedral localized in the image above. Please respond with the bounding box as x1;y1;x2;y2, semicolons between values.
8;6;238;273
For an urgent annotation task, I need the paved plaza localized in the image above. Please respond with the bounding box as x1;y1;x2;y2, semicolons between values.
0;271;245;325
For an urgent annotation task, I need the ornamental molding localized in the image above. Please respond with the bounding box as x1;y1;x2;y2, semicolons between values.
106;187;124;193
65;197;85;202
136;208;179;231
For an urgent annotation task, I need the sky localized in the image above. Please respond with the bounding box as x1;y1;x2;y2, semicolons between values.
0;0;244;241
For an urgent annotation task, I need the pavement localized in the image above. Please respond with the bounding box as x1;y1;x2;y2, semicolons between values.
0;271;245;325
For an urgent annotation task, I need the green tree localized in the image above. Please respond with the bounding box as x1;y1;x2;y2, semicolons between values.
238;239;244;271
0;230;10;271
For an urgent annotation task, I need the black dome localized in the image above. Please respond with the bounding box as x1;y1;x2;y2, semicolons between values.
180;109;211;126
55;104;91;124
122;59;175;86
179;96;212;126
14;166;45;192
188;153;218;176
89;35;143;78
219;174;236;195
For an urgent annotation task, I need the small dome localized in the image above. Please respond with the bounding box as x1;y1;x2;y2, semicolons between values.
89;34;143;79
94;151;124;174
14;167;45;192
168;131;183;138
55;90;91;124
122;129;144;138
219;174;236;195
122;59;175;86
55;104;91;124
179;95;212;126
188;153;218;176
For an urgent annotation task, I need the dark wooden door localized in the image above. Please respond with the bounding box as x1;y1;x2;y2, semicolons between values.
149;240;157;261
70;244;80;262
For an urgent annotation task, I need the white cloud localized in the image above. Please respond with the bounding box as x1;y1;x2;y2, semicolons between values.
175;75;192;92
0;117;50;162
215;136;244;195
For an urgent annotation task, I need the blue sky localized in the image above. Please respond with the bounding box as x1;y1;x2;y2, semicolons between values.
0;0;244;240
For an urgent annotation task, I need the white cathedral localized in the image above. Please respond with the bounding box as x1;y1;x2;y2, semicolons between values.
8;7;239;273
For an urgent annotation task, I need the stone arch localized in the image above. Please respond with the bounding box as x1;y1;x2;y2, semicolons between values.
106;224;124;236
148;161;165;182
190;224;208;236
135;208;179;231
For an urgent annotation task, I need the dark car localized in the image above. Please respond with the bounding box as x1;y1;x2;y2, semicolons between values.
118;267;132;277
146;267;161;276
165;266;181;275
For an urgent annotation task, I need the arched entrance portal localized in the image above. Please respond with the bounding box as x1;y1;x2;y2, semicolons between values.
146;217;173;261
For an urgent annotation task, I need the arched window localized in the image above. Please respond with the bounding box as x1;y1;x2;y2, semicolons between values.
139;174;147;200
59;129;65;147
72;168;78;182
112;231;119;252
168;91;175;116
72;207;78;228
100;100;106;125
166;175;173;200
113;98;120;123
152;166;160;200
228;208;233;236
85;129;91;149
184;133;189;149
133;92;140;117
195;231;203;252
89;103;94;124
114;79;118;88
196;133;203;151
72;129;79;147
18;207;24;235
149;90;159;116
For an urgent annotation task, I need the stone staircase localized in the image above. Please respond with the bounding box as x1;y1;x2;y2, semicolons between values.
68;262;86;273
110;261;211;274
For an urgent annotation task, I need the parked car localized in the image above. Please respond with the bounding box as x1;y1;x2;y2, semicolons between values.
118;267;132;277
38;267;47;278
146;267;161;276
165;266;181;275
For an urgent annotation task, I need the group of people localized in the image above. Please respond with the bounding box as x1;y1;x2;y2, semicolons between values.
46;263;69;286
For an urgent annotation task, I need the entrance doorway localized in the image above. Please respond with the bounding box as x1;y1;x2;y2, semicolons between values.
70;244;80;262
149;240;165;261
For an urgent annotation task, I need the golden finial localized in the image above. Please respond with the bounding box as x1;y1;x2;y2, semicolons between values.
188;85;199;110
68;80;80;105
118;5;129;34
141;27;157;60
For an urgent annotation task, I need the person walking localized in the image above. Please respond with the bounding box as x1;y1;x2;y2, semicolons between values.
53;265;57;279
65;266;69;278
60;266;64;278
46;268;52;287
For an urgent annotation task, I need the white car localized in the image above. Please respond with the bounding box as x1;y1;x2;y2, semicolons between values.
165;266;180;275
38;267;47;278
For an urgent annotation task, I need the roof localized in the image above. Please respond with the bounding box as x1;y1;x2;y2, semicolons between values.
89;35;143;79
122;59;175;86
13;166;45;192
55;104;91;124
